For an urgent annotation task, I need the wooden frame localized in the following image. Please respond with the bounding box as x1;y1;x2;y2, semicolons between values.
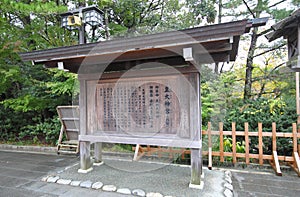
56;106;80;154
79;70;202;185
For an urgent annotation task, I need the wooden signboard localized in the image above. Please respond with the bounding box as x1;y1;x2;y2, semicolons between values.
78;71;202;186
80;72;201;149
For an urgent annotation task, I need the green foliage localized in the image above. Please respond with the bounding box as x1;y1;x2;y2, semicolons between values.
19;117;61;145
223;97;297;155
186;0;217;24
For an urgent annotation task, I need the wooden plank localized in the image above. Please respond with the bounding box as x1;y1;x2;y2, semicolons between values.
245;122;250;164
79;135;201;148
258;123;263;165
208;122;212;170
232;122;237;164
219;122;224;162
133;144;140;161
290;152;300;176
272;151;282;176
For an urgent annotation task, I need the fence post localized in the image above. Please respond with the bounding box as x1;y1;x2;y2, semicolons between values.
245;122;249;165
208;122;212;170
220;122;224;163
292;123;300;176
271;122;282;176
258;123;263;165
232;122;237;164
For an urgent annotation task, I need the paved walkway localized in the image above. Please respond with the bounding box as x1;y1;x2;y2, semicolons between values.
0;150;123;196
1;149;299;197
231;167;300;197
0;150;225;197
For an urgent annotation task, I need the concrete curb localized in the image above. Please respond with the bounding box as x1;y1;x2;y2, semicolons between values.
0;144;57;154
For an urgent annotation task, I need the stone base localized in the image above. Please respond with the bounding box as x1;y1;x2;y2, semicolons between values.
93;161;104;166
78;167;93;174
189;181;204;190
189;172;204;190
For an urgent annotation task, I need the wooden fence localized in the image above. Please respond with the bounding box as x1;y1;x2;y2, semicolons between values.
133;122;300;176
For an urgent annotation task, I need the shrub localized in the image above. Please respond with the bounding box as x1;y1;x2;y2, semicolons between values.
19;117;61;145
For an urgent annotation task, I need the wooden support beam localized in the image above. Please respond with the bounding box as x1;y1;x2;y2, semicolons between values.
94;142;103;165
78;141;93;173
190;148;202;185
290;152;300;176
208;122;212;170
133;144;140;161
78;80;92;173
270;151;282;176
292;123;300;176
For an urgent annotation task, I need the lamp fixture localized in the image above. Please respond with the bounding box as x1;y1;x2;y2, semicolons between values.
60;5;104;44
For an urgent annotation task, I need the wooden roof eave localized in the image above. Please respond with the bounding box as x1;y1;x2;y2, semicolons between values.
266;9;300;42
19;19;262;74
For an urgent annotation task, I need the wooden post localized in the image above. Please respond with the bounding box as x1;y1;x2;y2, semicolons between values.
78;79;93;173
181;148;185;159
232;122;237;164
272;123;277;152
94;142;103;165
208;122;212;170
191;148;202;186
293;123;298;153
169;147;174;159
245;122;250;165
258;123;263;165
189;73;202;188
158;146;162;158
219;122;224;163
271;122;282;176
296;72;300;155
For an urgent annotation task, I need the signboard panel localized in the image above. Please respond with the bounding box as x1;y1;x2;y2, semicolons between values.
86;74;193;140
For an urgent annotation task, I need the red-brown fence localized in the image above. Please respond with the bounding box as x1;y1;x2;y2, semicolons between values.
133;122;300;176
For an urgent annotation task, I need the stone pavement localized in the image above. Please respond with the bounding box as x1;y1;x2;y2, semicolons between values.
231;167;300;197
0;150;124;196
0;150;226;197
1;148;299;197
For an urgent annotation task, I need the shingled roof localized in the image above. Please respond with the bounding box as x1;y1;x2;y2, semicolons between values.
266;8;300;42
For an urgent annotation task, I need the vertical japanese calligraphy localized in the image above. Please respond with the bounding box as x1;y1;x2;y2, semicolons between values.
96;78;181;135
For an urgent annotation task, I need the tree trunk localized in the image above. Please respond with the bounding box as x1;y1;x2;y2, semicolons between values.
104;9;110;40
244;27;258;100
